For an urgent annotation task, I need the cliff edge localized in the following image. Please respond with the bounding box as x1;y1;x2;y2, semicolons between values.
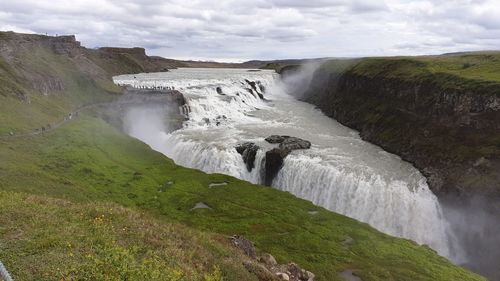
301;54;500;201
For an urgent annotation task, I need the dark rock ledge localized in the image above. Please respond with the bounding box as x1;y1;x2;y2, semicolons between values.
264;135;311;185
235;135;311;186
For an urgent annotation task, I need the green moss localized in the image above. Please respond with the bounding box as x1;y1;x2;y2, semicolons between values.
0;116;485;281
345;52;500;91
346;52;500;82
0;47;120;134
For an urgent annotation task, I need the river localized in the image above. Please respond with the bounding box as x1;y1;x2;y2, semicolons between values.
114;68;464;262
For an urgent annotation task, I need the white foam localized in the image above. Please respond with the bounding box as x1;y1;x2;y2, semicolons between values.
114;68;463;261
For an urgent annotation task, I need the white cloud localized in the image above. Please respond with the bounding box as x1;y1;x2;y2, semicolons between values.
0;0;498;61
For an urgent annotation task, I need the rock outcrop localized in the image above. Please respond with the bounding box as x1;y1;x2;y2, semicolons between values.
101;88;187;132
236;142;260;172
264;136;311;185
301;59;500;200
231;235;315;281
235;136;311;185
264;148;290;185
245;79;265;99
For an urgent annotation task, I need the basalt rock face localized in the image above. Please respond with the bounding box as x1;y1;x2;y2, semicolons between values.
236;142;260;172
235;136;311;185
279;137;311;150
265;148;290;186
301;63;500;200
101;88;187;132
264;136;311;186
245;79;266;99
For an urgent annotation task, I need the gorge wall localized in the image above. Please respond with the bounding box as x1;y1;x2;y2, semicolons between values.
297;57;500;200
293;57;500;279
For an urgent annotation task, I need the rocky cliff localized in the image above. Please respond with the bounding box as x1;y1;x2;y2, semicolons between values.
300;55;500;201
0;31;192;133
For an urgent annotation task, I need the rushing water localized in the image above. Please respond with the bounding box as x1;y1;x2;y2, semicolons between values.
114;68;463;261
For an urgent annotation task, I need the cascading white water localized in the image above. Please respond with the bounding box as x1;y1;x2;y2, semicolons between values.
114;68;463;261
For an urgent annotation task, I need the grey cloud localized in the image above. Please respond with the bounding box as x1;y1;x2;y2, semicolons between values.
0;0;498;60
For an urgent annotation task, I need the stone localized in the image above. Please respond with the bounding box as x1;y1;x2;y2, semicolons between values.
305;271;315;281
264;148;290;186
265;135;290;144
286;263;314;281
190;202;212;211
276;272;290;281
236;142;260;172
263;135;311;185
245;79;258;92
244;261;279;281
231;235;257;259
260;253;278;267
208;182;228;188
279;137;311;150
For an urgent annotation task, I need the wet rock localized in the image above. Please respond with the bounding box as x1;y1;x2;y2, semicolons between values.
265;136;311;150
245;79;265;99
265;135;290;144
258;81;266;93
246;88;257;98
279;137;311;150
263;136;311;185
265;148;290;185
246;79;258;92
231;235;257;259
236;142;260;172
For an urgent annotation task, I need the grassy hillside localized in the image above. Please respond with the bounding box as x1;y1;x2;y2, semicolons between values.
0;115;485;281
0;37;121;134
0;191;254;281
347;52;500;92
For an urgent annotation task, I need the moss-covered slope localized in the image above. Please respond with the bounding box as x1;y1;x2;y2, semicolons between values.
0;116;485;281
0;191;254;281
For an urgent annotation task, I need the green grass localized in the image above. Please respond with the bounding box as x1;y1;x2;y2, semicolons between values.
341;52;500;93
0;115;485;281
0;191;253;281
0;46;121;134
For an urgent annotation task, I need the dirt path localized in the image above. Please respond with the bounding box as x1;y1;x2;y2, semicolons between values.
0;102;110;140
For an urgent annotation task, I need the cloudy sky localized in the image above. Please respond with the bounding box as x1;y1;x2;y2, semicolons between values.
0;0;499;61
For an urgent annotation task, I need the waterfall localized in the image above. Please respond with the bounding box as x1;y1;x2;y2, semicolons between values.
114;68;463;262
